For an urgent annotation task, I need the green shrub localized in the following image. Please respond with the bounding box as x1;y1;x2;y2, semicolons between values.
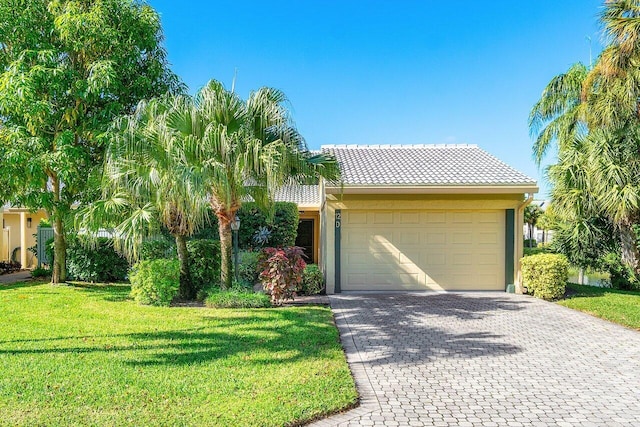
523;238;537;248
521;253;569;300
139;239;175;260
31;267;51;278
187;239;221;293
0;261;21;274
600;252;639;290
130;259;180;306
238;250;261;286
523;246;551;257
205;289;271;308
238;202;299;249
66;237;129;282
258;246;306;305
299;264;324;295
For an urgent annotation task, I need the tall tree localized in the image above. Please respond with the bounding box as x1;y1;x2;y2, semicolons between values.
530;0;640;277
0;0;181;282
78;96;208;299
169;80;341;289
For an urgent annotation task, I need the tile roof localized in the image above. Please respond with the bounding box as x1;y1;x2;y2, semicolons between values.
322;144;536;186
273;185;320;207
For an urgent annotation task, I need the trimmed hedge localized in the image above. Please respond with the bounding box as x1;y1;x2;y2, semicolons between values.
238;202;299;249
130;259;180;306
521;253;569;300
523;246;551;257
66;237;129;283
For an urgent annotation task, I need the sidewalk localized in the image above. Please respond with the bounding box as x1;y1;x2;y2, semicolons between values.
0;270;33;284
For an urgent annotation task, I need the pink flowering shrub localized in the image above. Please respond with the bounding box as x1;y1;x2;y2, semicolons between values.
258;246;307;306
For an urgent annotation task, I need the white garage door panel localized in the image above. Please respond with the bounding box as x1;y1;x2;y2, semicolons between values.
341;210;505;291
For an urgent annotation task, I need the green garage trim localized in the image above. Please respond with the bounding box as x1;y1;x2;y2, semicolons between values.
505;209;515;287
335;209;342;293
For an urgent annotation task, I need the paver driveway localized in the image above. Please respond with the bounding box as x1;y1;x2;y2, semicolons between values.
312;292;640;427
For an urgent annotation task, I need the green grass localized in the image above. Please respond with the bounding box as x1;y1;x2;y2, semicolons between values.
0;282;357;426
205;290;272;308
559;283;640;330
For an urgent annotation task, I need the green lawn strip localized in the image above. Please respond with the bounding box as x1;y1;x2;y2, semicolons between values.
0;283;357;426
559;283;640;330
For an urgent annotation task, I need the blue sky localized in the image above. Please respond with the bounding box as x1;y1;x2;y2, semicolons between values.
149;1;604;197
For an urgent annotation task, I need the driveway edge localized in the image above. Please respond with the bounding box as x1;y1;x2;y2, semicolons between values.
309;296;380;426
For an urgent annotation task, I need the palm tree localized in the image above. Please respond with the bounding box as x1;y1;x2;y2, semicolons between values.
535;210;552;244
528;62;589;164
78;96;209;299
529;1;640;277
524;204;543;247
167;80;341;289
583;0;640;128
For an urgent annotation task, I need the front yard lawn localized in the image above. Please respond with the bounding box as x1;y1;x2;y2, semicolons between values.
0;282;357;426
559;283;640;330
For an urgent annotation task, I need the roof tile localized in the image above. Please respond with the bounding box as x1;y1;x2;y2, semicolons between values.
322;144;535;186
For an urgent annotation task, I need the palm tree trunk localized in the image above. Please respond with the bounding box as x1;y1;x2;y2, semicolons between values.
218;215;233;290
174;234;194;299
619;223;640;275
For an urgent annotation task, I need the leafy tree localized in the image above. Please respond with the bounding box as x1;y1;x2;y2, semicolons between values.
0;0;180;283
172;80;341;289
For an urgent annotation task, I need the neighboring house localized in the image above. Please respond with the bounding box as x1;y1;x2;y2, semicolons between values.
0;205;48;268
288;144;537;293
2;144;537;293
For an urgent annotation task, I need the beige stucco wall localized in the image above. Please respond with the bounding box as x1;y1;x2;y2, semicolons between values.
323;193;527;294
2;209;48;268
0;209;6;261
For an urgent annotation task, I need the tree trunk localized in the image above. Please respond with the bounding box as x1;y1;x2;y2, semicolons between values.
218;214;233;290
619;223;640;274
174;234;194;300
51;175;67;283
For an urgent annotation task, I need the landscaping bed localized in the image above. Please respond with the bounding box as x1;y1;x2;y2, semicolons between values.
0;282;357;426
559;283;640;330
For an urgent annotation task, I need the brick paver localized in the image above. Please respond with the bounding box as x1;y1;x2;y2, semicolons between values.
311;292;640;426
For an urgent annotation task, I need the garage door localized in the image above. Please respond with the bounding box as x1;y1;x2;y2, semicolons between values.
341;210;505;291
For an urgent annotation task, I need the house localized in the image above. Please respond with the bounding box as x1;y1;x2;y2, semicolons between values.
288;144;537;293
2;144;537;293
0;205;48;268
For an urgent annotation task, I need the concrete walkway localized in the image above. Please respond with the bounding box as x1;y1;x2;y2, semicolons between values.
0;270;32;284
312;292;640;426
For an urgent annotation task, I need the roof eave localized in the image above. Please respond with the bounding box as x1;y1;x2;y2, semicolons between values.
324;184;539;195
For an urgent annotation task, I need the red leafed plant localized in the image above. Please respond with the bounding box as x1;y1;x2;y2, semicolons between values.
258;246;307;306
